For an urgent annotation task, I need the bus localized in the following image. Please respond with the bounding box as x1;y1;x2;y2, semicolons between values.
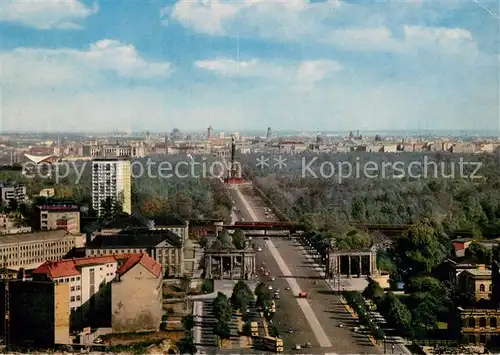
250;321;259;337
263;336;284;353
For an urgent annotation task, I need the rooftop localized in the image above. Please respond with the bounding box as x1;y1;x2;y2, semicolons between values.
100;212;152;230
88;228;182;249
151;215;186;226
33;253;162;279
0;230;79;245
117;253;162;278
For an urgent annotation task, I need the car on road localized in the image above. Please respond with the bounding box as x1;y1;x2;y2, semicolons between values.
241;217;245;221
294;344;301;350
298;292;308;298
264;271;270;276
270;276;276;281
257;247;262;252
264;236;269;240
268;285;273;290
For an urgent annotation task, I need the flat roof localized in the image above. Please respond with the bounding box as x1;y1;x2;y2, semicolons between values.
0;230;78;245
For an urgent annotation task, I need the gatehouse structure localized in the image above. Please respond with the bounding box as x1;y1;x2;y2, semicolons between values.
204;244;256;280
203;230;256;280
325;246;378;279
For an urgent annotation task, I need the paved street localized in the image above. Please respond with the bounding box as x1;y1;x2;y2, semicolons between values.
230;184;383;354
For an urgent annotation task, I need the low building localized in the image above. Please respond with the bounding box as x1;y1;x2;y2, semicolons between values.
85;229;184;278
0;280;70;348
459;307;500;345
37;200;81;233
0;230;84;270
458;267;492;303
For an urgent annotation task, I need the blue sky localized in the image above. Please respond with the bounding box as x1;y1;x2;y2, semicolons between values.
0;0;498;133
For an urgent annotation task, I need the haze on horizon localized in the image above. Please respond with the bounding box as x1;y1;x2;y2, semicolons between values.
0;0;499;133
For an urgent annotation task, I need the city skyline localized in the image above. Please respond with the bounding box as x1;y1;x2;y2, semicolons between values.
1;0;499;132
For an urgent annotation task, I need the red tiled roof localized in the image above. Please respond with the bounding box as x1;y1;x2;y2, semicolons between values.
32;255;117;279
117;253;162;278
33;253;162;279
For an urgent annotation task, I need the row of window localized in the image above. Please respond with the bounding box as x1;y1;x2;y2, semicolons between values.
465;317;499;328
56;276;81;283
70;295;81;302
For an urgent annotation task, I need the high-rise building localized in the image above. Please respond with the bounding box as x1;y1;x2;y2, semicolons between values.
266;127;272;139
207;125;213;140
91;158;132;216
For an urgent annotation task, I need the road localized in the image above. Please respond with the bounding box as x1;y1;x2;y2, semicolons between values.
230;184;382;354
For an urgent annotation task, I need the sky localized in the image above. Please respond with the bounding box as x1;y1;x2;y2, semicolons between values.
0;0;499;133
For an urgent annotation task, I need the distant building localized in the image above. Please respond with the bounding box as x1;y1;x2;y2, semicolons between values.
91;158;132;216
0;181;26;206
0;280;70;347
0;213;32;235
37;200;81;233
0;230;84;270
85;228;184;278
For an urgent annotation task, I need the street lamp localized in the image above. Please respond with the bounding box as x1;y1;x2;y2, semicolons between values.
391;344;395;354
383;336;387;354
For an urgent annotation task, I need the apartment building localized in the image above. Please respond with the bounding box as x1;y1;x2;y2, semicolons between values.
32;255;118;329
32;253;162;332
0;230;84;270
85;229;183;278
37;200;81;233
0;181;26;206
91;158;132;216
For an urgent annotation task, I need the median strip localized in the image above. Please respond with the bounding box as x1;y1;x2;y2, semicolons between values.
235;185;332;348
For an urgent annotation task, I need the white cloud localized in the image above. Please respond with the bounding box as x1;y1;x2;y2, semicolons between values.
165;0;477;55
194;58;341;86
1;40;173;89
0;0;97;29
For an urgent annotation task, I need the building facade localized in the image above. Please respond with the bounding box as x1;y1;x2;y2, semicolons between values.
458;268;492;303
0;230;84;270
91;158;132;216
111;254;163;333
38;200;81;233
0;182;26;206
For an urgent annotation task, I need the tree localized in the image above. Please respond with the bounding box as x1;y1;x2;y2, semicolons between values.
379;292;412;335
177;335;196;354
199;236;209;249
232;229;246;249
465;242;492;264
214;320;231;339
390;223;448;283
212;292;232;322
180;274;191;292
362;279;384;306
181;315;194;331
